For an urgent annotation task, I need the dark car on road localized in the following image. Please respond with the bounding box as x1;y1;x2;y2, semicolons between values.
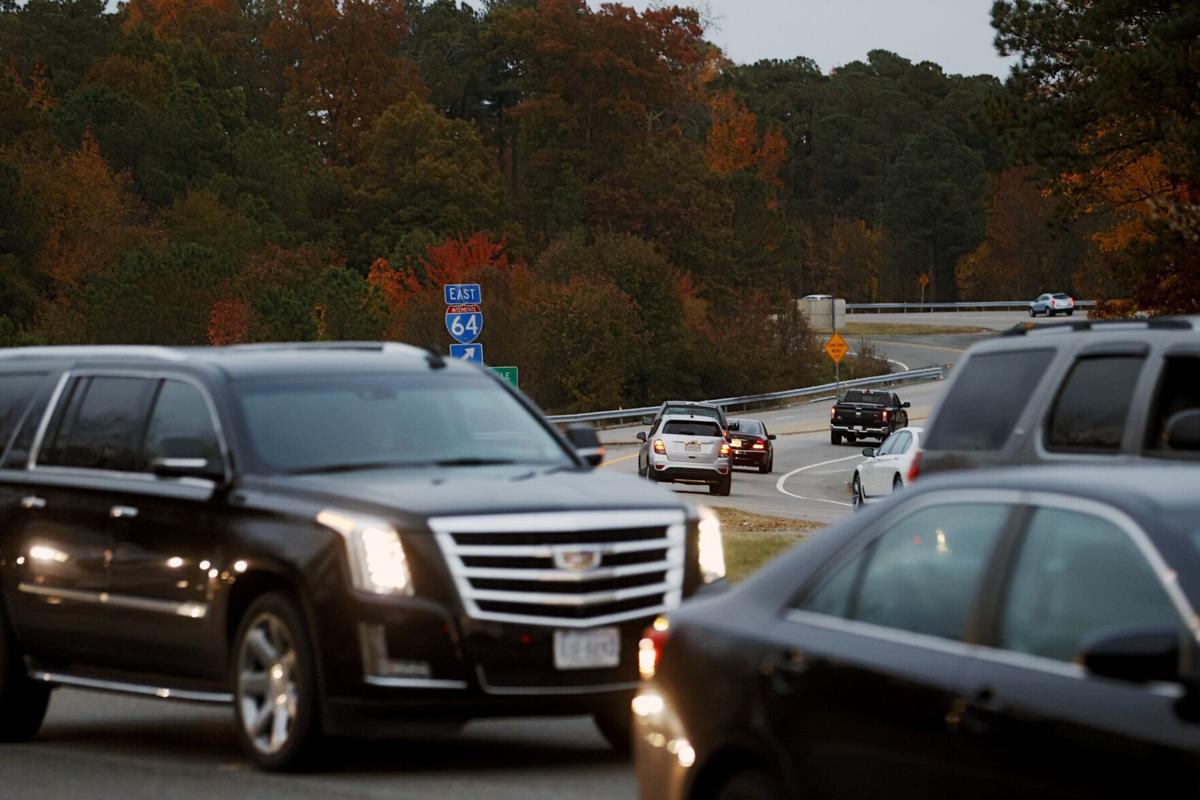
0;344;728;770
636;465;1200;800
830;389;909;445
727;418;775;474
917;317;1200;480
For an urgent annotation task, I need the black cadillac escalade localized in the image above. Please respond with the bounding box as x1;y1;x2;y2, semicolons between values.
0;343;725;770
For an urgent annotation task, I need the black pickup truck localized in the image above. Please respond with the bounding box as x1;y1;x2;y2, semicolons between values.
830;389;910;445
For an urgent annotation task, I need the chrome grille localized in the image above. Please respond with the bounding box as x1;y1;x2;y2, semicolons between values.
431;510;687;628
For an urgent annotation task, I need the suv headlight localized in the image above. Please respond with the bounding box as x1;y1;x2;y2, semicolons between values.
697;506;726;583
317;510;413;596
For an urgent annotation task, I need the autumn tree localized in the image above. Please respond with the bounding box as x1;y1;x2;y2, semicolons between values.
993;0;1200;311
265;0;421;162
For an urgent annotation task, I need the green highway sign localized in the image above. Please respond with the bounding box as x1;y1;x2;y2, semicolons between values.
491;366;519;389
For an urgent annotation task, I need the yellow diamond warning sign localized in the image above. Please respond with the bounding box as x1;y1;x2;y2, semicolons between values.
824;333;849;364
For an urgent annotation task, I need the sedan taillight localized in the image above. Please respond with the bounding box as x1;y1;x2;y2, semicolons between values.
907;451;922;484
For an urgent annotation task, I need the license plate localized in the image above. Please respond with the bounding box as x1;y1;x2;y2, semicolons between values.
685;442;701;452
554;628;620;670
731;438;743;448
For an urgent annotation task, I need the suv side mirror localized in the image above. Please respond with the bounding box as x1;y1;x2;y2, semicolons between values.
1166;410;1200;451
636;432;647;443
861;447;876;458
565;424;605;467
902;401;911;408
1079;627;1186;684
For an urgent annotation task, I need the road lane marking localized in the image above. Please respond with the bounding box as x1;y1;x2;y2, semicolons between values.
600;452;639;468
775;454;862;507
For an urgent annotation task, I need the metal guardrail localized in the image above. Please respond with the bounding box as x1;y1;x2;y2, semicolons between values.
847;300;1096;312
547;367;945;426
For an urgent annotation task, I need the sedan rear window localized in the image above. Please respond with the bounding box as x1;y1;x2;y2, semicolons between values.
924;349;1055;452
662;420;722;437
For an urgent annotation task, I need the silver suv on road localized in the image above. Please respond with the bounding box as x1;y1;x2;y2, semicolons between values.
637;414;732;495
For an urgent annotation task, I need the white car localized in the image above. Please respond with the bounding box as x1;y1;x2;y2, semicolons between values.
1030;292;1075;317
851;426;922;510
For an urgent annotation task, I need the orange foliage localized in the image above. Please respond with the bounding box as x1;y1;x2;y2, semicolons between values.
207;297;252;345
125;0;237;35
706;92;758;175
17;132;150;289
1064;149;1173;254
422;232;511;285
265;0;420;160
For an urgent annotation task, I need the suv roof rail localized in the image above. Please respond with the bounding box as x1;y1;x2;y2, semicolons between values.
225;341;427;356
0;345;188;361
1001;318;1196;337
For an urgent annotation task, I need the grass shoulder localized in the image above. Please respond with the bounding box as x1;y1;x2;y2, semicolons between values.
714;507;823;583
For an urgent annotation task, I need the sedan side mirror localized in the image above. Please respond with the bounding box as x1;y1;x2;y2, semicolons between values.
1166;410;1200;451
902;402;911;408
565;424;605;467
636;432;647;443
861;447;876;458
1079;627;1187;684
768;434;776;441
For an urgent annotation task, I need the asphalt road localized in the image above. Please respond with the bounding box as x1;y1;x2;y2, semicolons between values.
0;322;1001;799
847;309;1070;331
1;690;630;800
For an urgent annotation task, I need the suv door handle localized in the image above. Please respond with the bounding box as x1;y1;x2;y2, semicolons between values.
110;505;139;520
20;495;46;510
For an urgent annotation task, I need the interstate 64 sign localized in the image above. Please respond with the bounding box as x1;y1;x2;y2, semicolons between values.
445;304;483;344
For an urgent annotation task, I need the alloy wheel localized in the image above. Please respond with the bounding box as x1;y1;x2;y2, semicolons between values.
238;612;299;756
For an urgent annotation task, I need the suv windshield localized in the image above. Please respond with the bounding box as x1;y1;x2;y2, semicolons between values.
236;374;571;473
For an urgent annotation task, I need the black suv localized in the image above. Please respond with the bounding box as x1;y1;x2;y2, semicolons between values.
917;318;1200;478
0;344;726;769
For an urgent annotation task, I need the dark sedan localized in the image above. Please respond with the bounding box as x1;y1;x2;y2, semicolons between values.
635;465;1200;799
728;418;775;474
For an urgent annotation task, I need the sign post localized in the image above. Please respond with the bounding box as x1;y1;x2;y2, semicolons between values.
919;273;930;311
824;333;849;393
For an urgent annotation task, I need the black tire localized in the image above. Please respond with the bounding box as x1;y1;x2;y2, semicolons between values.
1029;308;1035;318
715;769;784;800
759;455;772;475
893;474;904;492
592;705;632;755
710;475;732;496
0;600;50;743
1048;309;1056;317
1067;309;1074;316
851;473;865;511
830;431;841;446
232;592;322;771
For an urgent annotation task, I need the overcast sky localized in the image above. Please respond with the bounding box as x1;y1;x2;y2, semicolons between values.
605;0;1016;78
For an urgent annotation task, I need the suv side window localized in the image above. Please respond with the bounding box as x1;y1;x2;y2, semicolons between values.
143;380;222;467
999;508;1181;663
924;349;1056;452
1045;355;1144;453
40;376;156;472
799;503;1011;641
1145;356;1200;453
0;373;45;460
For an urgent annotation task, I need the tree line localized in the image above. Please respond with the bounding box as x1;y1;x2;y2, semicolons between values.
1;0;1194;412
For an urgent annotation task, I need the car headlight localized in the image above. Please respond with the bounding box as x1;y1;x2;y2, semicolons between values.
317;510;413;596
697;505;726;583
